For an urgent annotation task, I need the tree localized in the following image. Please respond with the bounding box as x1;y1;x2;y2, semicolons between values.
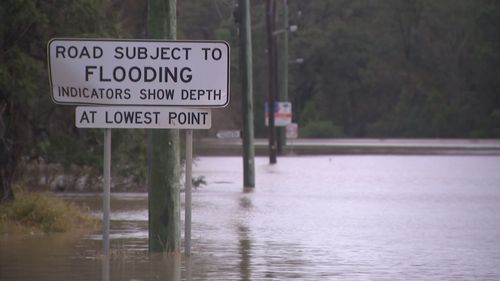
285;0;500;138
0;0;118;204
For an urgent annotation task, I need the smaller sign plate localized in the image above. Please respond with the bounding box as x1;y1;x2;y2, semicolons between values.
76;106;211;129
265;101;292;127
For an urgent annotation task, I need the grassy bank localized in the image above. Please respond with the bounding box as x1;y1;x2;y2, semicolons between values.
0;190;98;234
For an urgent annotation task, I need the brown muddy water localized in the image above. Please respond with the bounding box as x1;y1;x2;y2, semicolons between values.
1;155;500;280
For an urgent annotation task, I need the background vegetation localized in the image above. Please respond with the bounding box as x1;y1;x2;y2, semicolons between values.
0;190;97;233
1;0;499;200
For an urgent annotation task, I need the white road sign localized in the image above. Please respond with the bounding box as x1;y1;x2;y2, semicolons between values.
48;39;230;107
75;106;211;129
265;101;292;127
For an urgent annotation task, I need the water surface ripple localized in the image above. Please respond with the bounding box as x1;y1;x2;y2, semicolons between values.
1;155;500;281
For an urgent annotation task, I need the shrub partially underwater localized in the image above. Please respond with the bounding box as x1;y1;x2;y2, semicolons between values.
0;190;97;234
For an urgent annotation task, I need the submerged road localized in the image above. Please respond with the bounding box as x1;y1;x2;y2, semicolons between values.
196;138;500;156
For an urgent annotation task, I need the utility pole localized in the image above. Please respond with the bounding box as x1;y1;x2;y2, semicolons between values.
147;0;180;253
277;0;289;154
238;0;256;188
266;0;278;164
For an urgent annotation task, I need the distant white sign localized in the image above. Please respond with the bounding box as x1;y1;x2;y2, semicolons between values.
48;39;230;107
265;101;292;127
75;106;211;129
216;130;241;139
286;123;298;139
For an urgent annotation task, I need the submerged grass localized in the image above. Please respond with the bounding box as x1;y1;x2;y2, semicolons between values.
0;190;98;234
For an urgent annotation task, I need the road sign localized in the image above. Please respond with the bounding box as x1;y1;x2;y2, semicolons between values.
75;106;211;129
48;39;230;107
216;130;241;139
265;101;292;127
286;123;298;139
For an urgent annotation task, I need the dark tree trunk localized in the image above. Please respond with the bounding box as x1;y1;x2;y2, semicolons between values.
0;148;15;204
0;106;15;204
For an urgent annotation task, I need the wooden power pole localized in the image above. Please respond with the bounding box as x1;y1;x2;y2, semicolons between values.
277;0;289;154
266;0;278;164
147;0;181;253
238;0;256;188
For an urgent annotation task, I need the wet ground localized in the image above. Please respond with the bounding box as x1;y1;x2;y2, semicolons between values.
1;155;500;280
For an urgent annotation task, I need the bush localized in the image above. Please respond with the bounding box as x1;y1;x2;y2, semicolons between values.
0;191;97;234
299;120;343;138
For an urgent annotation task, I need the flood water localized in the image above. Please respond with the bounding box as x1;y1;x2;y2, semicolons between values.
2;155;500;280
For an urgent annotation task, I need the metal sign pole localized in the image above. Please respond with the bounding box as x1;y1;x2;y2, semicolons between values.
184;129;193;256
103;128;111;257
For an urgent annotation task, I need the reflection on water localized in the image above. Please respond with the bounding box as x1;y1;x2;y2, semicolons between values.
238;196;253;281
2;155;500;280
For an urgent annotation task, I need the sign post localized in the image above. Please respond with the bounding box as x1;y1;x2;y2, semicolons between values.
48;38;230;256
103;128;111;257
184;129;193;256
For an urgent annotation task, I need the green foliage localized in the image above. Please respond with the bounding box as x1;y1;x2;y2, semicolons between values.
0;0;134;195
0;190;97;233
299;100;320;127
192;176;207;189
112;130;147;184
298;100;343;138
299;120;343;139
284;0;500;138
